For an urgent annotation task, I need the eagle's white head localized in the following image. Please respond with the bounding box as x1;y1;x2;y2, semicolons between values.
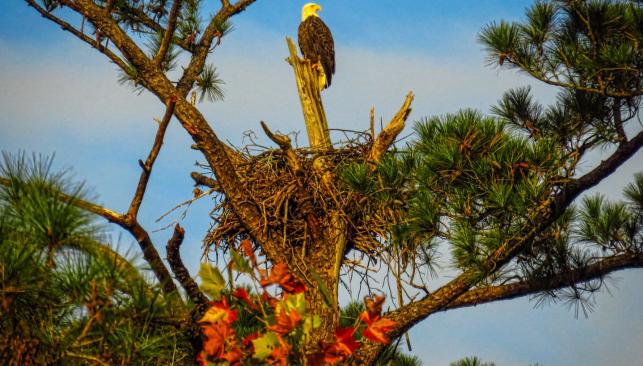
302;3;322;21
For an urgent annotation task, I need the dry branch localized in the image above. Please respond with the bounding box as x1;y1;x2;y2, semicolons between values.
153;0;183;67
368;92;414;164
191;172;220;190
166;224;208;308
260;121;302;174
286;37;332;150
128;98;176;219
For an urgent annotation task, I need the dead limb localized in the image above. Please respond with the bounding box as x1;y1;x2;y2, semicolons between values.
166;224;209;308
368;92;414;164
260;121;302;174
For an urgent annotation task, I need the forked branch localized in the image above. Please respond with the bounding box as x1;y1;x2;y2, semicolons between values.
368;91;414;164
260;121;302;174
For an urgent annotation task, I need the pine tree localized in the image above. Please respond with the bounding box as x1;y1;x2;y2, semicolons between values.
450;357;496;366
0;153;191;365
4;0;643;364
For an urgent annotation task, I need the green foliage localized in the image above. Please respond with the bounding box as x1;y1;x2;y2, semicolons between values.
198;261;226;300
450;356;496;366
520;174;643;315
0;153;191;365
177;0;203;44
341;110;563;271
479;0;642;98
374;343;423;366
481;0;642;165
339;301;365;328
196;64;225;103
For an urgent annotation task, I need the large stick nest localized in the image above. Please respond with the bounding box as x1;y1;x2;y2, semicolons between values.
201;135;402;257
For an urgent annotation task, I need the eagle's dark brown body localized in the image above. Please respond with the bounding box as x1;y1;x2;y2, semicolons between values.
298;15;335;89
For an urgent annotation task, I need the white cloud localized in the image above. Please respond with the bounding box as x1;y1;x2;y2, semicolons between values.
1;28;557;148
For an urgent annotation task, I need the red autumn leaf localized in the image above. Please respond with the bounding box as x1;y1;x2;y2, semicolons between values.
260;263;288;286
261;291;279;308
232;287;256;310
323;327;360;364
199;298;238;325
201;323;235;358
242;332;260;353
359;311;397;344
196;352;207;366
240;238;257;267
260;263;306;294
280;278;306;294
222;346;244;365
269;335;291;366
268;308;303;335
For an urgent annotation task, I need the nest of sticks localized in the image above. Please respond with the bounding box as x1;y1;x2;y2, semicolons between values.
199;131;403;259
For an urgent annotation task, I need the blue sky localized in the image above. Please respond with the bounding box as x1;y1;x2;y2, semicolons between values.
1;1;642;365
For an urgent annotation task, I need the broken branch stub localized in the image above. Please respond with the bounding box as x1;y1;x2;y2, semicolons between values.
368;92;414;164
286;37;332;151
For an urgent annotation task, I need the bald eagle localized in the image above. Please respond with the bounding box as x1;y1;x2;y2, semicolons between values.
298;3;335;90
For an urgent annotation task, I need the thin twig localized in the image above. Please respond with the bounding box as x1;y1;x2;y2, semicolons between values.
24;0;129;71
127;98;177;219
191;172;220;189
153;0;183;67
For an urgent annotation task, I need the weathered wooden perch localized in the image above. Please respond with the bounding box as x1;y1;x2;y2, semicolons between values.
368;91;415;164
286;37;332;151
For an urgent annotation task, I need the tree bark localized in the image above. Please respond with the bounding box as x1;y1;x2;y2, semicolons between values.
286;37;332;151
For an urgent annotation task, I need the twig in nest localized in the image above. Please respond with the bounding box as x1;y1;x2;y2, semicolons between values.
260;121;302;174
191;172;220;190
155;188;216;228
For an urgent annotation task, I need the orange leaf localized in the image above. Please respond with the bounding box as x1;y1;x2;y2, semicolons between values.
232;287;256;310
199;299;237;325
240;238;257;267
359;311;397;344
196;352;207;366
269;335;291;366
323;327;360;364
268;308;303;335
222;346;243;365
260;263;306;294
201;323;235;358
